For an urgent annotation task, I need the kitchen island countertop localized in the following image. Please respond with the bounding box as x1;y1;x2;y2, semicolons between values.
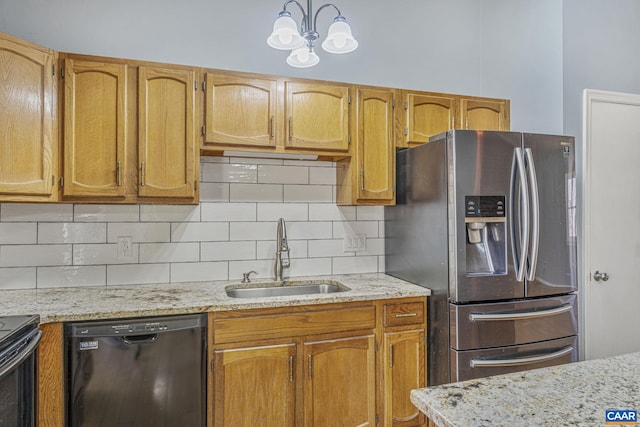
411;351;640;427
0;273;429;323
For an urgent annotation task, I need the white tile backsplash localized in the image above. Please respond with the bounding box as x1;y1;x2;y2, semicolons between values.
0;158;386;289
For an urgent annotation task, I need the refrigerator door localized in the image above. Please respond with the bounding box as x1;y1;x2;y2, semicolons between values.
449;130;525;302
522;133;577;297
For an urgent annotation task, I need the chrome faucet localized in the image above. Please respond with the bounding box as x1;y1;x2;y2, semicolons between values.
275;218;290;281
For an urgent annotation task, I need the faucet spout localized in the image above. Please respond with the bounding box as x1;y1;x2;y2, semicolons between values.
275;218;290;281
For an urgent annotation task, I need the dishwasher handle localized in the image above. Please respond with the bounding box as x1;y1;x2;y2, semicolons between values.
122;334;158;345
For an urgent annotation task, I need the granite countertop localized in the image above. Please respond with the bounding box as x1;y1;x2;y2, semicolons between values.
0;273;429;323
411;352;640;427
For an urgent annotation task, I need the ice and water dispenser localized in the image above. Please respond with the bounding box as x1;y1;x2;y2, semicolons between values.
464;196;507;276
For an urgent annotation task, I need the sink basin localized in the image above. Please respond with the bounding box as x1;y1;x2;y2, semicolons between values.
225;281;350;298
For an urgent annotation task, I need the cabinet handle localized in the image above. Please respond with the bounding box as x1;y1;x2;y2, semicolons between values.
140;162;146;186
270;116;274;138
289;356;294;382
308;354;313;380
116;161;122;186
389;344;394;368
288;117;293;139
360;170;364;191
395;313;418;318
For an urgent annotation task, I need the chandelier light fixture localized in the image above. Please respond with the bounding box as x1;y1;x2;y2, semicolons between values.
267;0;358;68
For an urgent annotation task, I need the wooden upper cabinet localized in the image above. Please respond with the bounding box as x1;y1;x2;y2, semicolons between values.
459;97;510;131
138;66;197;199
399;92;456;147
213;343;296;427
0;33;57;199
357;88;395;203
284;81;350;151
62;58;127;198
204;73;278;148
303;334;376;427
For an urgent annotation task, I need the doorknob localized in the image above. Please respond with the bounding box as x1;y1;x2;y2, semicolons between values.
593;270;609;282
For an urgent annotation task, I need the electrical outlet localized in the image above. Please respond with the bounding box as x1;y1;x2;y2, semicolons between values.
343;233;367;253
117;236;133;259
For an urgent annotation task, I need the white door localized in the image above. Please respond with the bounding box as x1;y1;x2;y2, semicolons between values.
583;89;640;360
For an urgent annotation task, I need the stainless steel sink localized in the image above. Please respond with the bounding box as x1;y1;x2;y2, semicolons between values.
225;281;350;298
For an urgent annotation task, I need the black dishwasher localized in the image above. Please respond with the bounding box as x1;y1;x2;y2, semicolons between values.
66;313;206;427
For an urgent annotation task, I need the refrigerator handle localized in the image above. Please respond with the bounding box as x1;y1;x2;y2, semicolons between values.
509;148;529;282
524;148;540;281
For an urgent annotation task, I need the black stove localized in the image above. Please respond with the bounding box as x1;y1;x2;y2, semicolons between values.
0;315;40;347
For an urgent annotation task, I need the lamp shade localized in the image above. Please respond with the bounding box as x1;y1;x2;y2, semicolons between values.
267;14;305;50
286;47;320;68
321;19;358;54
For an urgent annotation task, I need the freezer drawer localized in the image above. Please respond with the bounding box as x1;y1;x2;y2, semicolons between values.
450;294;577;350
451;335;577;382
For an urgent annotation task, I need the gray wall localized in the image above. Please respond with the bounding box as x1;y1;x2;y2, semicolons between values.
0;0;562;133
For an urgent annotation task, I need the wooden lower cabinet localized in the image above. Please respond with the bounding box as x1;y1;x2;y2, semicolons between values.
383;330;426;427
304;334;376;427
213;342;297;427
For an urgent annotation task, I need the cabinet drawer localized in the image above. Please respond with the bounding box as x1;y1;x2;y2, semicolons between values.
213;305;375;344
384;302;425;327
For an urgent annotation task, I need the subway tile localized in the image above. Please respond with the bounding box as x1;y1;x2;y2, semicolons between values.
0;267;36;289
1;203;73;222
37;266;106;288
0;244;72;267
228;259;275;282
200;202;256;222
73;243;139;265
356;206;385;221
139;243;200;263
332;256;378;274
140;205;200;222
286;222;333;240
230;184;283;202
309;204;357;221
258;165;308;184
378;256;385;273
308;239;352;258
332;221;379;239
257;240;307;260
356;238;385;256
229;222;275;241
287;257;332;277
257;203;308;222
0;223;37;244
171;262;228;283
201;241;256;261
171;222;229;242
284;185;333;202
200;182;230;202
201;162;257;183
107;264;170;285
379;221;385;238
107;223;170;243
309;167;337;185
38;223;106;244
74;205;140;222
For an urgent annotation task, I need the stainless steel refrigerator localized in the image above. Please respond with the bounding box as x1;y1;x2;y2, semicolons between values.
385;130;578;386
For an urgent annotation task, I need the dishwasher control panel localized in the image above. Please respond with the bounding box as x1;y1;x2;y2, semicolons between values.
66;314;205;338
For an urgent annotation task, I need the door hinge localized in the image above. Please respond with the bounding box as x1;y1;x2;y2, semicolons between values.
52;64;55;76
404;101;409;110
375;414;379;425
360;169;364;191
59;176;64;188
202;80;206;91
60;67;64;79
194;81;198;91
404;127;409;136
348;135;351;146
392;98;395;108
348;95;351;104
194;180;198;191
201;125;205;136
210;359;215;372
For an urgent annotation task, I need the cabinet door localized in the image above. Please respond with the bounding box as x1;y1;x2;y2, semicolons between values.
63;58;127;198
213;343;296;427
383;329;426;427
204;73;278;148
138;66;197;199
459;98;510;131
285;81;350;151
357;88;395;203
304;334;376;427
0;35;56;197
402;92;456;147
